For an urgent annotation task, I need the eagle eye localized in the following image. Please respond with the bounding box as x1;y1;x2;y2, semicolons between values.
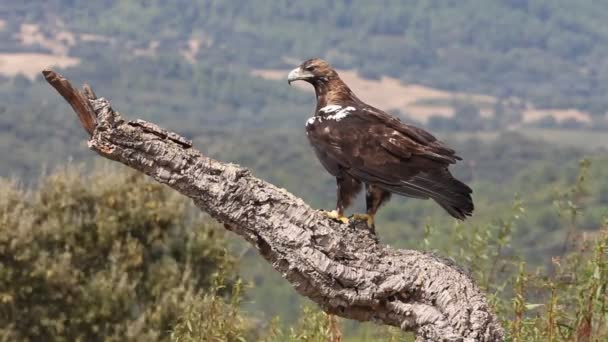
305;65;316;72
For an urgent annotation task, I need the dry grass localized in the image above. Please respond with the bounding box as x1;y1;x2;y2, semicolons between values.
133;40;160;57
18;23;75;56
522;108;591;123
0;23;80;79
181;34;213;64
0;53;80;80
79;33;112;43
182;39;201;63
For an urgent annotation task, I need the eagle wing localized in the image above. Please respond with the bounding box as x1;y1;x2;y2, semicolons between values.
307;104;473;219
362;106;462;164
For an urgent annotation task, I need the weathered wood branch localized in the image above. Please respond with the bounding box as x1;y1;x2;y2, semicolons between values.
43;69;504;341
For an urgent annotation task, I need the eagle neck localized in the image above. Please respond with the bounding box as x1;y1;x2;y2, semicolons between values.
313;77;359;112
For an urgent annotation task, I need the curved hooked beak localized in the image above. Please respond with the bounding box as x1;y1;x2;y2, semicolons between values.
287;67;313;85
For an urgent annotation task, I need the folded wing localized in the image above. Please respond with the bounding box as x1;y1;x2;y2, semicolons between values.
310;106;473;219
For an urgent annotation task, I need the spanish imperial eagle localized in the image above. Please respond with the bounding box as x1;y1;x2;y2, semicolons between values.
287;58;473;230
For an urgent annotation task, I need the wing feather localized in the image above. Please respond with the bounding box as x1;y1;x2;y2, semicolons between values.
363;106;461;163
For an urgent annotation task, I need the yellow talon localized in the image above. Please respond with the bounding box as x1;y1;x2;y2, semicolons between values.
337;216;349;224
323;210;349;224
352;213;375;227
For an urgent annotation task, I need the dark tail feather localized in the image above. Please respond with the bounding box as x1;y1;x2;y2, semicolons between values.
434;195;473;220
372;168;474;220
388;169;474;220
430;173;474;220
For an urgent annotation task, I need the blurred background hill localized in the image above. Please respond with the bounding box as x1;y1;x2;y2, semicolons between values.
1;1;608;340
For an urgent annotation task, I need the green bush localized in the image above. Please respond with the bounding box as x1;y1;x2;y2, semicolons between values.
171;275;250;342
425;160;608;341
0;165;234;341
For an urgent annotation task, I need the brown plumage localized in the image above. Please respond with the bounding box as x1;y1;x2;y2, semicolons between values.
288;58;473;230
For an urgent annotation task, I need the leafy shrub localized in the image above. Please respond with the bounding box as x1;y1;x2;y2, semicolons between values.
428;160;608;341
0;165;234;341
171;275;250;342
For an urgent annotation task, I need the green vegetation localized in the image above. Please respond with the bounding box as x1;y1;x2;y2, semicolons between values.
0;166;235;340
0;149;607;341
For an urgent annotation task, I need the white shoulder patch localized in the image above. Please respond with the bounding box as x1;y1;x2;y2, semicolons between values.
306;116;323;127
320;105;342;113
328;106;355;121
306;117;315;126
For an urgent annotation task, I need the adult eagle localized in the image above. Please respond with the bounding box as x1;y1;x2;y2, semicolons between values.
288;58;473;230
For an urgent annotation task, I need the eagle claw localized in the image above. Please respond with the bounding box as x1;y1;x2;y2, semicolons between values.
322;210;349;224
352;213;375;227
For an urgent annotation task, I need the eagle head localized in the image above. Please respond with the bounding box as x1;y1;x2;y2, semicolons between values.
287;58;338;86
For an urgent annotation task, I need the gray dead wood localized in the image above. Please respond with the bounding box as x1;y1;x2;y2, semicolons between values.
42;69;504;342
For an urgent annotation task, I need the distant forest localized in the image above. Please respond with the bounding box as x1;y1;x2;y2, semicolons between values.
5;1;608;117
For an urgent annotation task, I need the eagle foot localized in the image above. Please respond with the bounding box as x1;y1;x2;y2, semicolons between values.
352;213;375;227
322;210;349;224
352;213;377;237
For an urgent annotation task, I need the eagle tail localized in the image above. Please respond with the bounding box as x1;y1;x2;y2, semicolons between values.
386;169;473;220
427;170;473;220
433;195;473;220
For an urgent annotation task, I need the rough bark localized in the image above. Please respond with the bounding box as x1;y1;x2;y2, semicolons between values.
42;69;504;341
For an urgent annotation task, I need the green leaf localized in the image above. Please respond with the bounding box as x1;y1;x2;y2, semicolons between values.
524;303;544;310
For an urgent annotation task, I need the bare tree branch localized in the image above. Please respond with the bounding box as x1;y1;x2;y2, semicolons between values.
42;69;504;341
